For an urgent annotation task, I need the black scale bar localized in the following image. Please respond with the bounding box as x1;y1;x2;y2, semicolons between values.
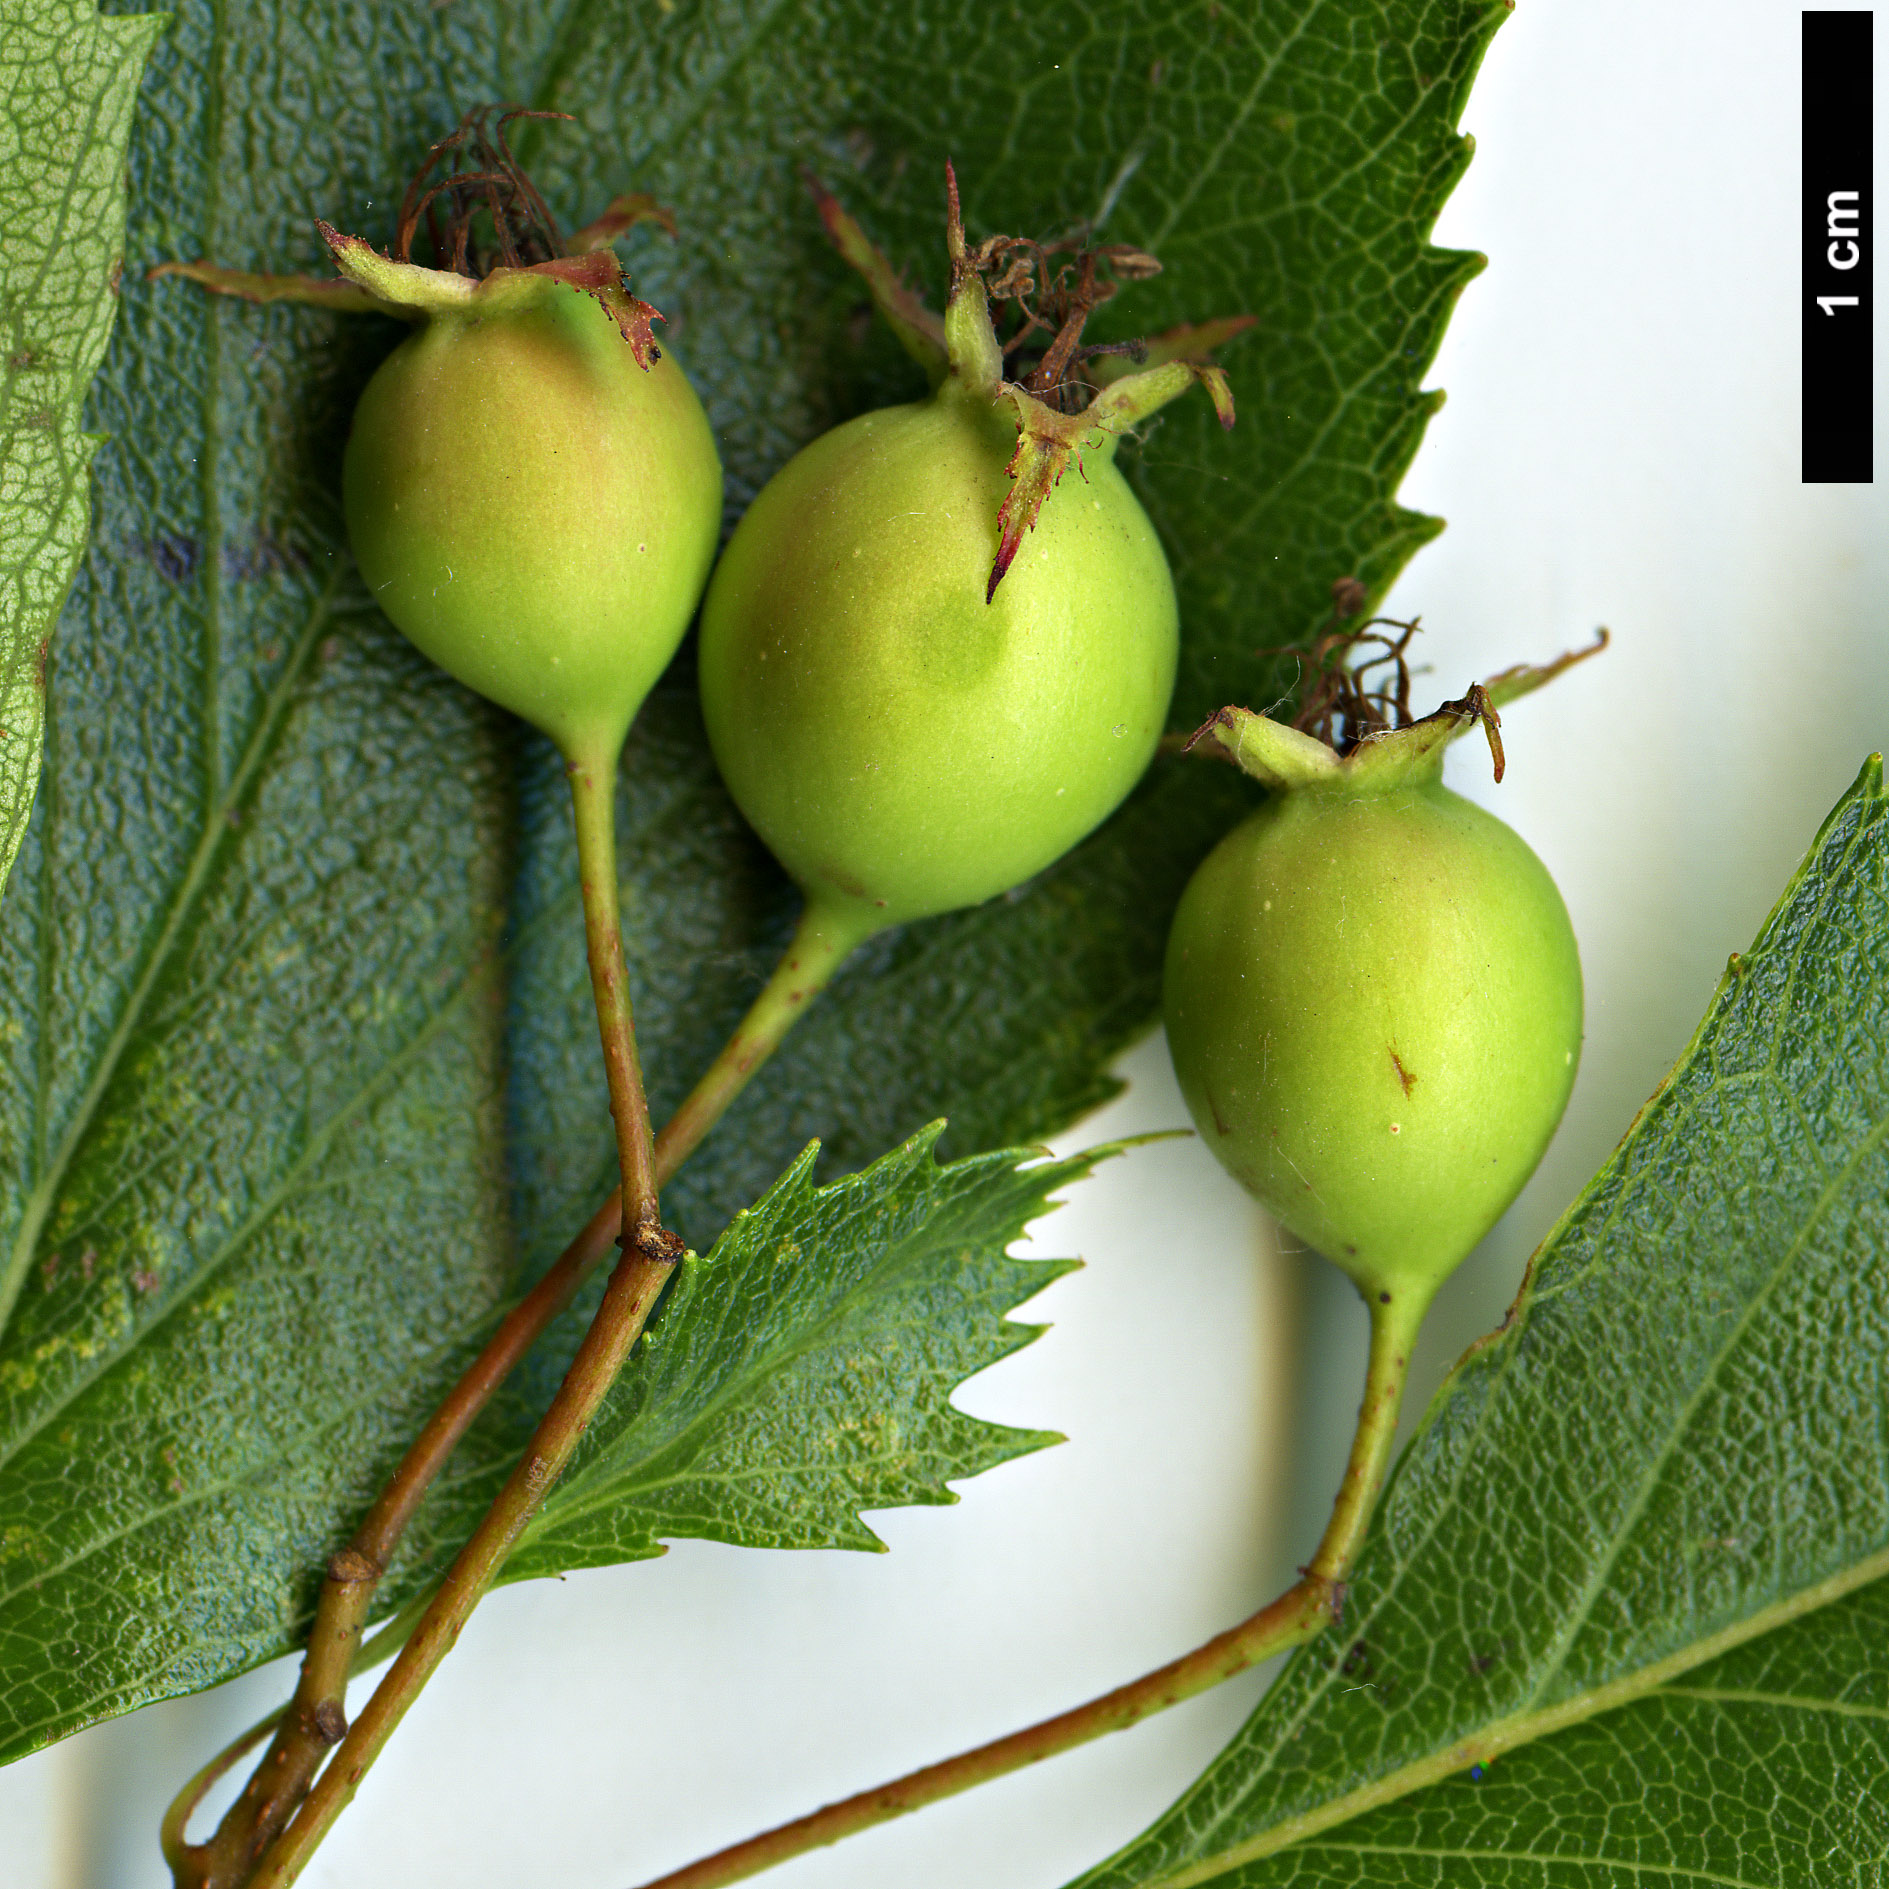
1804;10;1873;483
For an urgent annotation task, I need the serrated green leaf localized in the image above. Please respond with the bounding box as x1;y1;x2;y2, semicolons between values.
0;0;1503;1760
1206;1574;1889;1886
0;0;164;898
1066;756;1889;1889
506;1127;1085;1577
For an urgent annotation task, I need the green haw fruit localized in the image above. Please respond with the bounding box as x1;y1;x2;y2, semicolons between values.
154;110;724;774
330;227;720;772
342;260;720;771
1165;636;1603;1311
698;372;1174;929
698;168;1250;936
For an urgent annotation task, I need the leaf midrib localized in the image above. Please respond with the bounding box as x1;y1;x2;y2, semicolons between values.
1156;1545;1889;1889
524;1168;1070;1546
1144;0;1326;254
0;569;342;1337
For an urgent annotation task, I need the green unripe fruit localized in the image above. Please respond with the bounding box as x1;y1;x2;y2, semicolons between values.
344;279;722;766
1164;770;1581;1305
694;166;1244;938
697;385;1177;927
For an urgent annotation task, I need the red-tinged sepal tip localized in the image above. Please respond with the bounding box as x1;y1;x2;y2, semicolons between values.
567;192;678;254
1086;357;1237;438
533;254;666;368
1200;363;1236;430
988;392;1092;602
805;169;948;380
945;159;969;275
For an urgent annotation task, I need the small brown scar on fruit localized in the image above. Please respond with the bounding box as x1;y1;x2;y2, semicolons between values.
1203;1084;1230;1136
1389;1047;1416;1095
1379;1290;1391;1303
821;864;871;902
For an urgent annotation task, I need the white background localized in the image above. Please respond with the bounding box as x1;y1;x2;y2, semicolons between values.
8;1;1888;1883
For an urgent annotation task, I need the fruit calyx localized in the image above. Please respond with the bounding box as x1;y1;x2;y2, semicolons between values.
151;104;674;365
808;164;1253;597
1192;612;1610;796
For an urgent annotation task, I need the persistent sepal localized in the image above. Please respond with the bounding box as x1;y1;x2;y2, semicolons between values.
1196;683;1489;793
566;192;677;254
1197;632;1609;795
317;221;480;315
319;223;666;368
942;162;1005;401
1091;356;1236;433
145;259;391;317
532;253;665;366
988;359;1235;601
989;391;1090;601
808;171;949;381
812;163;1248;599
1348;682;1505;788
1483;627;1610;712
1189;704;1345;791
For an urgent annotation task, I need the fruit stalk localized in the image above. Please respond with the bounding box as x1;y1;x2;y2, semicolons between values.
230;758;683;1887
162;894;868;1882
652;893;873;1167
160;1600;431;1882
569;750;661;1233
633;1289;1429;1889
248;1234;679;1889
